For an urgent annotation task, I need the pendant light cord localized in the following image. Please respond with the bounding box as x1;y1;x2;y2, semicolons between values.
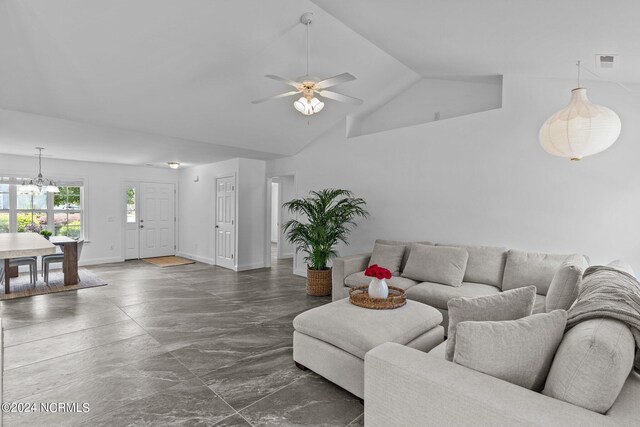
576;60;581;88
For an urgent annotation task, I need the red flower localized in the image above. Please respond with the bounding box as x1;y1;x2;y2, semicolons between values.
364;264;392;280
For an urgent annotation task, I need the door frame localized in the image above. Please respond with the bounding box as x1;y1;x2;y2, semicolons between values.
214;173;238;270
121;180;178;261
264;172;297;271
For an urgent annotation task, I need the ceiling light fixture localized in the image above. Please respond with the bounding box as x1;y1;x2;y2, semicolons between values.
168;162;181;169
539;61;621;161
20;147;59;194
251;13;362;114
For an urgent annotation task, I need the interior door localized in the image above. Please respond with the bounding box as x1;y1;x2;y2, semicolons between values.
139;182;175;258
215;176;235;269
124;183;139;260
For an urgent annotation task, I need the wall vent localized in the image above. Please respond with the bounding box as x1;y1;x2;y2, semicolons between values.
595;54;617;70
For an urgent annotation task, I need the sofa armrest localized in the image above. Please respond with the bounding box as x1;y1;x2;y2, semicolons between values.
331;253;371;301
365;343;625;427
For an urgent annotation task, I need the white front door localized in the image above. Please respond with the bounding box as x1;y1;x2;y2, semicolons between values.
215;176;235;269
124;183;140;260
139;182;175;258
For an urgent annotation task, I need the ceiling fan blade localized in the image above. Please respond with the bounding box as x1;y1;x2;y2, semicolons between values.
264;75;300;88
315;73;356;89
251;90;300;104
318;90;363;106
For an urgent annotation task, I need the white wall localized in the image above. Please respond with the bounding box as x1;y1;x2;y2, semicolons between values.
267;74;640;274
178;157;267;270
0;153;178;265
177;158;238;264
270;182;279;243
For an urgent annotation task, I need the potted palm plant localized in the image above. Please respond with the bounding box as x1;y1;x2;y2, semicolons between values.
283;189;368;296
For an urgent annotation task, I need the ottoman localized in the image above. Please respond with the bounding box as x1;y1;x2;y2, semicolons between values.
293;298;443;399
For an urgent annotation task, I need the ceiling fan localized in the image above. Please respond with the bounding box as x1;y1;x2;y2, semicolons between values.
252;12;363;115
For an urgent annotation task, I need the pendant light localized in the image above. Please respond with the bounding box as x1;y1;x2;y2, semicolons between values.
539;61;621;161
20;147;59;194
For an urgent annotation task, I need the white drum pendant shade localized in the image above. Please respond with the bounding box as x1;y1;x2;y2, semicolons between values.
539;88;621;161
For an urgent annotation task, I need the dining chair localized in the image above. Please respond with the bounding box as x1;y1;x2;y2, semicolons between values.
43;240;84;285
0;257;38;285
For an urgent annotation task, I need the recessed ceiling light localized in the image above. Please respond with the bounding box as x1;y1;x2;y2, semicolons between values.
168;162;180;169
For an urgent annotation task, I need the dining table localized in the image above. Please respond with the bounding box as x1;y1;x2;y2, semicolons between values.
0;233;80;294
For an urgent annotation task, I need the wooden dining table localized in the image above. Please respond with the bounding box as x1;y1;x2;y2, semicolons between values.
0;233;80;294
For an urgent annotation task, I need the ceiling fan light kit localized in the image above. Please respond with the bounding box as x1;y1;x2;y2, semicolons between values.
539;61;621;161
252;12;362;115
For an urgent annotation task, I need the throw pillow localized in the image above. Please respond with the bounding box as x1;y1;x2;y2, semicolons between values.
368;243;406;276
543;318;635;414
445;286;536;361
401;244;468;287
454;310;567;391
545;256;589;312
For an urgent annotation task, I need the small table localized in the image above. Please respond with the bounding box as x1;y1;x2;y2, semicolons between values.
49;236;80;286
0;233;56;294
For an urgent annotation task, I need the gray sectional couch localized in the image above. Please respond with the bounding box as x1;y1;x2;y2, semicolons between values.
332;239;586;330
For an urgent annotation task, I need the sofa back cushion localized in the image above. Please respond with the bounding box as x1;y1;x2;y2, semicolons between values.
375;239;432;273
446;286;536;361
437;244;507;288
502;250;581;296
545;256;589;312
543;319;635;414
401;244;468;287
368;243;406;276
454;310;567;391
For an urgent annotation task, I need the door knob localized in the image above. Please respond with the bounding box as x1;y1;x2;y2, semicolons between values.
140;225;144;228
140;219;144;223
215;225;219;228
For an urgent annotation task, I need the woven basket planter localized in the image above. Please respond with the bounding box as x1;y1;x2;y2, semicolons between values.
306;267;332;296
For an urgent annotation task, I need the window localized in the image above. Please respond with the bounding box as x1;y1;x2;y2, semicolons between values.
0;184;9;233
126;186;136;223
54;187;82;238
0;179;85;239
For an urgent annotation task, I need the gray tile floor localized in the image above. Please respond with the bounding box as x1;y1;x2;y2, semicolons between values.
1;257;364;426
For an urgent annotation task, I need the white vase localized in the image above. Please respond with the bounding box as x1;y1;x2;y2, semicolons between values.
368;278;389;299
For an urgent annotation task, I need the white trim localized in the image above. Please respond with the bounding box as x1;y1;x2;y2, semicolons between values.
294;267;307;277
236;262;267;272
80;256;124;266
175;251;214;265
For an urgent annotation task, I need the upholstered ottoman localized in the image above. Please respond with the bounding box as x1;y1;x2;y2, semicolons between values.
293;298;443;399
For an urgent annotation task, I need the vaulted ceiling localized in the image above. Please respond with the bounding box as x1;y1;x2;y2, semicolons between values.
1;0;638;167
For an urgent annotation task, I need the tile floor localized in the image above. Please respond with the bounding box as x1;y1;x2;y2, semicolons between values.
1;257;364;426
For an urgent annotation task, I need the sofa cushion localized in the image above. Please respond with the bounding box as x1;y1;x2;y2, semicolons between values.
293;298;442;359
502;250;580;295
405;281;501;311
402;244;469;287
454;310;567;391
428;340;447;359
375;239;433;272
545;256;589;312
533;294;546;314
344;272;419;291
543;319;635;414
368;243;406;276
446;286;536;361
437;244;507;288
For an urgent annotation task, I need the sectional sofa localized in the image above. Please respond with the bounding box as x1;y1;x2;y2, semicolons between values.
332;239;586;330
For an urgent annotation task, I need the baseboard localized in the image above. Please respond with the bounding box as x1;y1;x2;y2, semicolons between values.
175;251;215;265
236;262;267;272
81;257;124;266
294;267;307;277
279;252;294;259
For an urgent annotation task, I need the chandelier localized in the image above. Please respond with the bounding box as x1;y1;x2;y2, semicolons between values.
20;147;60;194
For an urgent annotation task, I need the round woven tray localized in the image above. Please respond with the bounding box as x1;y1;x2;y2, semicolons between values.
349;285;407;309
